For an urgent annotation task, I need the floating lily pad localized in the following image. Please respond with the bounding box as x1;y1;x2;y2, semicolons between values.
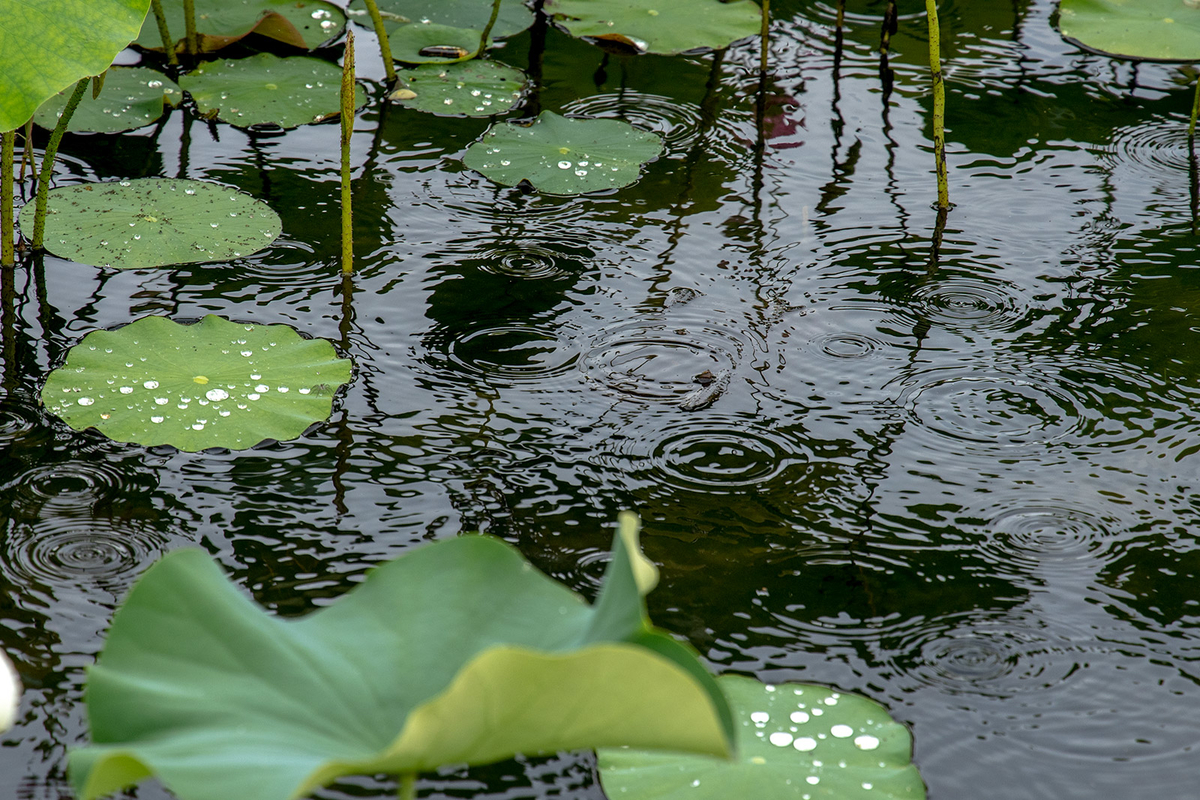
463;111;662;194
1059;0;1200;61
34;67;181;134
349;0;533;38
600;675;926;799
546;0;763;55
135;0;345;52
19;178;281;269
0;0;150;131
41;315;351;451
391;60;527;115
384;21;492;64
180;53;358;129
69;514;734;800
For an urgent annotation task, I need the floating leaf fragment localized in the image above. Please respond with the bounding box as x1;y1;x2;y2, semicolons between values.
463;111;663;195
41;315;351;451
19;178;281;269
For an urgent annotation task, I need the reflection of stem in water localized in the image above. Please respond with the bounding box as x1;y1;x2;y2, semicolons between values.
2;130;13;266
342;31;356;276
334;271;355;517
149;0;179;66
477;0;502;56
1190;75;1200;138
33;78;88;250
362;0;396;84
879;0;897;100
1190;135;1198;236
524;0;548;118
1;257;15;391
929;205;948;276
926;0;950;210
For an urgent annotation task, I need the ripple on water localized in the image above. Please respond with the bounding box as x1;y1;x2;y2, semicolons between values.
907;275;1031;333
478;240;577;280
426;322;579;387
892;368;1084;453
1099;116;1192;184
583;319;744;405
7;461;126;516
0;395;39;444
3;518;168;586
980;501;1122;578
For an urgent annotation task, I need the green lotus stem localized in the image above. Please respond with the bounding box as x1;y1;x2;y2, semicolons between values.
150;0;179;66
397;773;416;800
32;78;88;250
926;0;949;210
20;119;35;183
182;0;198;57
1;130;13;266
1190;75;1200;138
477;0;503;56
836;0;845;31
361;0;396;84
759;0;769;76
341;30;355;275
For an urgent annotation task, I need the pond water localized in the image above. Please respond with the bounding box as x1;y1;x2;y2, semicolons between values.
4;1;1200;797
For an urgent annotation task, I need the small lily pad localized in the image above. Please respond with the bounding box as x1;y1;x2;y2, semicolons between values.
1059;0;1200;61
34;67;181;134
390;60;527;116
19;178;281;269
463;111;663;195
599;675;926;799
180;53;358;129
546;0;763;55
41;315;352;451
349;0;533;39
384;20;492;64
135;0;345;52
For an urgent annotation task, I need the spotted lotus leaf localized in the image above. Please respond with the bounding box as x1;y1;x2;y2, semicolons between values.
41;315;352;451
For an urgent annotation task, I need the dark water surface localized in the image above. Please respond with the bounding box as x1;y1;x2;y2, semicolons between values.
4;1;1200;797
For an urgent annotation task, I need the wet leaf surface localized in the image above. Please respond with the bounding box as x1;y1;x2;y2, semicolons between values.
135;0;344;52
546;0;763;56
41;315;351;451
463;111;662;194
1058;0;1200;61
19;178;281;269
34;67;180;134
390;60;527;116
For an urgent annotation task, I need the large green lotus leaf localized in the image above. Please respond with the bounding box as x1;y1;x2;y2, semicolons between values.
34;67;180;134
134;0;344;53
348;0;533;39
600;675;926;799
69;514;734;800
0;0;151;131
391;60;527;116
463;111;663;195
180;53;358;129
1059;0;1200;61
40;315;351;451
19;178;281;268
545;0;762;56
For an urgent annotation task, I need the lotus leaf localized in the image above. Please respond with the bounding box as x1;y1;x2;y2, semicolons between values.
391;60;527;116
348;0;533;39
180;54;360;129
0;0;151;131
69;513;734;800
0;649;18;732
600;674;926;799
19;178;281;268
545;0;763;56
34;67;181;134
1058;0;1200;61
134;0;344;53
41;315;351;451
381;21;494;64
463;111;663;195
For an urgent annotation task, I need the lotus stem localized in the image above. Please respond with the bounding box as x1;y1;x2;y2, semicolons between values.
759;0;770;76
397;773;416;800
836;0;845;31
361;0;396;84
1190;74;1200;138
478;0;502;56
881;0;897;56
182;0;198;57
20;119;35;183
32;78;88;250
926;0;949;210
2;130;13;266
341;30;355;275
150;0;179;66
